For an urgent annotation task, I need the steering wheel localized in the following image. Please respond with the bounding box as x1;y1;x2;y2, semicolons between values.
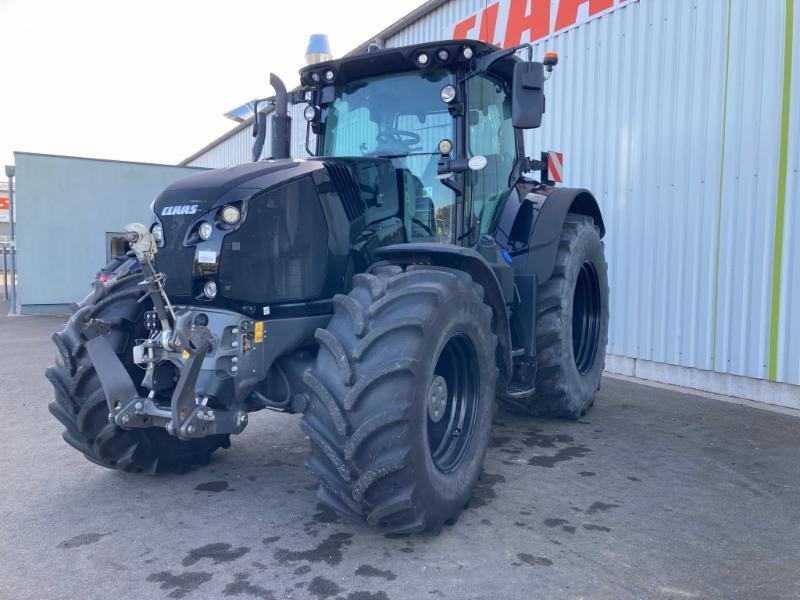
376;129;421;147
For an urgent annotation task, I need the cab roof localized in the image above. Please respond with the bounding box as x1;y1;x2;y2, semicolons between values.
298;39;519;89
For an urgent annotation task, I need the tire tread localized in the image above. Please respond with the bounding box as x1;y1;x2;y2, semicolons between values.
304;266;497;532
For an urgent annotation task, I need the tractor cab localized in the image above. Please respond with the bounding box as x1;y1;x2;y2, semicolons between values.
297;40;546;246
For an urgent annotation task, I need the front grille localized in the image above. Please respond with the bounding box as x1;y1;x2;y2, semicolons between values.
154;218;195;297
218;176;328;305
325;163;366;222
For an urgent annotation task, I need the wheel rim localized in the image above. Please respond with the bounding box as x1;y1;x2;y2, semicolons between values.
572;261;602;374
426;334;480;473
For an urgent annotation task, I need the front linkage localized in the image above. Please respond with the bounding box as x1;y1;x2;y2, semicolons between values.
78;223;248;441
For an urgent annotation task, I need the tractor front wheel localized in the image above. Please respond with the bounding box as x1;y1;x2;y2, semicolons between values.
303;265;498;533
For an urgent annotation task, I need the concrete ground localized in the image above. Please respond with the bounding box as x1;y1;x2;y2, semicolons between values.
1;308;799;600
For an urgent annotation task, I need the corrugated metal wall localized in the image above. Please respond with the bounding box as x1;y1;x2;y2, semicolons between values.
187;125;267;168
187;0;797;386
384;0;798;387
188;102;313;168
776;0;799;385
521;0;735;375
189;117;283;168
290;101;314;158
386;0;488;45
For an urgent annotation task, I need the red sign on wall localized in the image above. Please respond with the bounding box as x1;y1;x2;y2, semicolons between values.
453;0;630;48
0;197;8;211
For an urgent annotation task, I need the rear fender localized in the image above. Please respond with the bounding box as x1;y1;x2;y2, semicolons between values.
497;185;604;283
372;243;513;385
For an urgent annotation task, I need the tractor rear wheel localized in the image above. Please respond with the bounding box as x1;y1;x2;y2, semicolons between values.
501;214;609;419
47;273;230;473
303;265;498;533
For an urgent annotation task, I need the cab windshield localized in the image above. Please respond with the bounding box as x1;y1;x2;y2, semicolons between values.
321;69;455;242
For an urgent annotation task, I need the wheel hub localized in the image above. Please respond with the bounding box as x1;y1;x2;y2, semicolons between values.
572;261;602;374
427;375;448;423
426;335;480;473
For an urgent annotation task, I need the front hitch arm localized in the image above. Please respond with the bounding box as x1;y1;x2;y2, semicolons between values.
170;327;212;434
81;317;247;439
124;223;186;350
82;317;144;421
169;327;249;440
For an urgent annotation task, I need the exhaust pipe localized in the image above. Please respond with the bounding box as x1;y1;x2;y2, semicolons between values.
250;73;291;162
269;73;291;159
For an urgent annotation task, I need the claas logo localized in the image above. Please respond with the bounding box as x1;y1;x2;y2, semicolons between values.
453;0;629;47
161;204;199;216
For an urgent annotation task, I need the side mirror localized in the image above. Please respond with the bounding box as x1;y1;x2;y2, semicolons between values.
437;155;487;178
512;61;545;129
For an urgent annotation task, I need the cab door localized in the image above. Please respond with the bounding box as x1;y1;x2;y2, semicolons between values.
466;74;519;238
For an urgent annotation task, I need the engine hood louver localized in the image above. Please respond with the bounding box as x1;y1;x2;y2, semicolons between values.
324;163;366;222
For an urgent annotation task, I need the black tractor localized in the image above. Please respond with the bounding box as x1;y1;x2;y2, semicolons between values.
47;40;608;533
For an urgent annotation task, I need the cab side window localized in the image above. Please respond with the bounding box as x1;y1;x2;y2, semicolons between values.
468;75;517;233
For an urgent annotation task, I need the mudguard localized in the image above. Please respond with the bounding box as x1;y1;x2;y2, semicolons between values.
372;243;513;385
499;185;604;284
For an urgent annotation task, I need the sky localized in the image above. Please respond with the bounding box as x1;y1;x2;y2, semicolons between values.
0;0;425;166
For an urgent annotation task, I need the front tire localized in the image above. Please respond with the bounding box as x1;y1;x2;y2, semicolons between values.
303;265;498;533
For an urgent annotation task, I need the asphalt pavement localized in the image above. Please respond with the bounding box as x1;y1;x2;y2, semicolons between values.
1;308;799;600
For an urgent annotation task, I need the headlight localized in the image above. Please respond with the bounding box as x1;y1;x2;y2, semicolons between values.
303;104;319;122
151;223;163;244
438;138;453;155
324;70;334;82
440;84;456;103
198;221;213;240
462;46;473;60
437;49;450;62
416;52;429;66
203;280;217;299
221;205;241;225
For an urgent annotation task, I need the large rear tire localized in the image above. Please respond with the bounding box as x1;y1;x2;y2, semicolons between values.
501;214;609;419
47;274;230;473
303;265;498;533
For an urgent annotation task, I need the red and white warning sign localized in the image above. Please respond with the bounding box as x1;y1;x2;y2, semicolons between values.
547;151;563;183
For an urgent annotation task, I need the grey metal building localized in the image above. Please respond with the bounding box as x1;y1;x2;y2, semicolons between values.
179;0;799;408
12;152;202;313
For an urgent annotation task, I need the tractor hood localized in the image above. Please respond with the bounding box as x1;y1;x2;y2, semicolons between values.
153;159;322;218
149;156;400;317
